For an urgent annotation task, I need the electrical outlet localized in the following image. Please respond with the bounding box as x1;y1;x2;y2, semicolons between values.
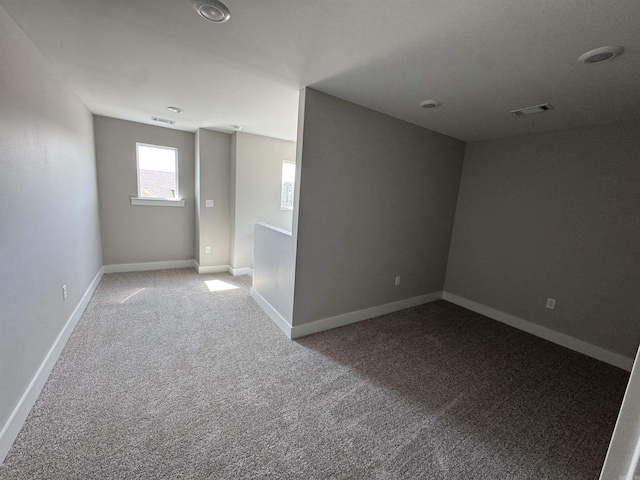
205;246;211;254
205;200;214;207
62;284;68;300
546;298;556;310
395;276;401;286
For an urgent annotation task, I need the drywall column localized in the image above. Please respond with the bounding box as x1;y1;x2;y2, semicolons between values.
195;129;232;271
195;130;202;266
229;133;238;271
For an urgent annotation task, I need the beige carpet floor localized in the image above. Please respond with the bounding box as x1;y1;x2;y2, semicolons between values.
0;268;629;479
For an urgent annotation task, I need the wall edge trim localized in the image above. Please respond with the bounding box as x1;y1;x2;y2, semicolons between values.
104;260;196;274
442;291;634;371
229;267;253;278
250;287;292;339
291;291;444;339
196;263;231;274
0;266;105;464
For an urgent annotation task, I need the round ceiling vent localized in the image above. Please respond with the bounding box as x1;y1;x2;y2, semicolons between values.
578;46;624;64
419;100;441;109
193;0;231;23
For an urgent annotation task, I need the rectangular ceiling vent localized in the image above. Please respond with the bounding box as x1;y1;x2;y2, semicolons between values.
509;103;553;116
151;116;175;125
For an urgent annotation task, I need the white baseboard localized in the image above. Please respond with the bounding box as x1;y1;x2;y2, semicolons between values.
0;266;105;464
196;263;231;274
104;261;254;278
194;263;253;277
442;292;634;371
250;288;292;339
104;260;196;274
229;267;253;278
290;291;443;339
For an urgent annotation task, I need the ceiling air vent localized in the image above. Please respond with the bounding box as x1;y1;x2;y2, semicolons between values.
152;116;175;125
509;103;553;116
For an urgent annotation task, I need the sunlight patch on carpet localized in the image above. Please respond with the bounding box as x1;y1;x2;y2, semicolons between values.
205;280;239;292
119;288;145;303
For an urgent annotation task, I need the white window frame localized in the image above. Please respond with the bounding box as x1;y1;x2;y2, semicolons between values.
280;160;295;211
131;143;184;207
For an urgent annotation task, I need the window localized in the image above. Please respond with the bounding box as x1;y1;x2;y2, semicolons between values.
280;161;295;210
131;143;184;206
137;143;178;199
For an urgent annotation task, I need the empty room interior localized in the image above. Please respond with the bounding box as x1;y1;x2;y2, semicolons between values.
1;0;639;479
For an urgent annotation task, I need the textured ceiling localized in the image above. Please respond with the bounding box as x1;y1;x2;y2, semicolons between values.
1;0;638;142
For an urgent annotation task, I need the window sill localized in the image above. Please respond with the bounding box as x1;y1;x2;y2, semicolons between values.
130;197;185;207
280;206;294;211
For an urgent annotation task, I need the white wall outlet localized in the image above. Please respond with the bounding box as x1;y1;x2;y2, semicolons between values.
205;200;214;207
395;276;401;286
62;284;68;300
205;246;211;254
546;298;556;310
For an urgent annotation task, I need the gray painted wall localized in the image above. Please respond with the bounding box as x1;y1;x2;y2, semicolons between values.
251;90;307;327
231;132;296;269
195;130;201;265
195;129;231;267
0;5;102;430
229;133;237;268
292;89;466;325
253;223;296;323
445;121;640;358
94;116;195;265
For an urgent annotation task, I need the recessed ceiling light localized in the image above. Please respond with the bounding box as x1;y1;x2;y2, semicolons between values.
578;46;624;64
509;103;553;116
192;0;231;23
167;106;183;114
419;100;441;109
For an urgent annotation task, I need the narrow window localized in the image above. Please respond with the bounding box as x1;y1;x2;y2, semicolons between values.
136;143;179;199
281;161;295;210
